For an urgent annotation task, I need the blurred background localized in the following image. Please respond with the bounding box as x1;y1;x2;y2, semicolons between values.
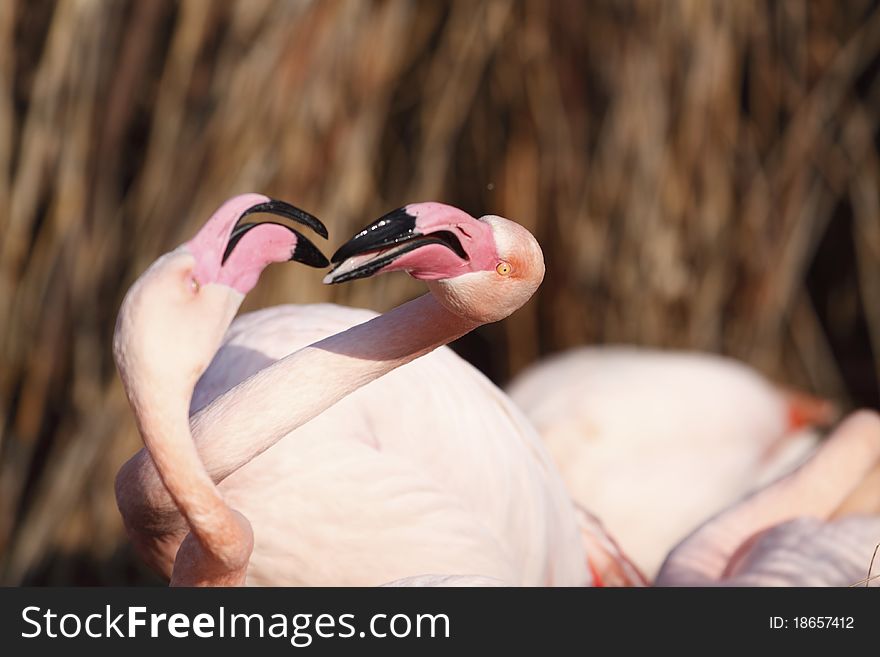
0;0;879;585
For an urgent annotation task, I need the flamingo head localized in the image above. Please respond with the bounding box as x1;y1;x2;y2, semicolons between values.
324;202;545;323
113;193;328;397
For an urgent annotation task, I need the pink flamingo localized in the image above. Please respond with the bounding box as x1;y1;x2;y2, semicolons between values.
507;347;835;577
113;193;329;585
656;410;880;586
116;201;639;586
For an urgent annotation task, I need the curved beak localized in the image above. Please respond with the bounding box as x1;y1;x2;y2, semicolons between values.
221;199;329;268
239;199;328;239
223;221;328;268
324;207;467;284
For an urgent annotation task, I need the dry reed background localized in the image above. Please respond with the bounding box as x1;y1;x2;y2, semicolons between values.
0;0;879;585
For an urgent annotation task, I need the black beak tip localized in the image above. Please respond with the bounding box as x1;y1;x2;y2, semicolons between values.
291;236;330;268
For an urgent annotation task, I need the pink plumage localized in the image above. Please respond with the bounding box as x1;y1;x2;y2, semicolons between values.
657;410;880;586
507;347;834;577
115;198;639;586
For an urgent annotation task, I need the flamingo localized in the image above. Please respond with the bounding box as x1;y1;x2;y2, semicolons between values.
113;193;330;585
506;347;835;577
116;201;639;586
656;410;880;586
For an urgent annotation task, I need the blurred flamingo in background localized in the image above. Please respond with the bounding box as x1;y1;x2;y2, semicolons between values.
113;194;330;585
656;410;880;586
116;201;642;586
507;347;836;577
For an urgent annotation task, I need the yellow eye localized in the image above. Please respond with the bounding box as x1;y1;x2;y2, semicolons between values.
190;277;200;293
496;261;511;276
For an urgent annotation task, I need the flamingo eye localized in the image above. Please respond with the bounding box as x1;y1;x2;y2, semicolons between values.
496;261;512;276
190;277;200;293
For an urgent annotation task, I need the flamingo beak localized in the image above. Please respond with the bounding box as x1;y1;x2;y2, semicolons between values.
324;207;467;284
221;200;329;268
238;199;328;239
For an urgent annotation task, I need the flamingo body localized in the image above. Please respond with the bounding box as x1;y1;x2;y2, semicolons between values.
188;303;587;586
507;346;825;577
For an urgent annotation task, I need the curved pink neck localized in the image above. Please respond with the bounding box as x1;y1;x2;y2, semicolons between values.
126;293;479;521
655;412;880;585
191;293;479;479
126;393;246;566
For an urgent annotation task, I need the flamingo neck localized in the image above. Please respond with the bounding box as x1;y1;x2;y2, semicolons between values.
190;292;480;479
120;373;246;568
